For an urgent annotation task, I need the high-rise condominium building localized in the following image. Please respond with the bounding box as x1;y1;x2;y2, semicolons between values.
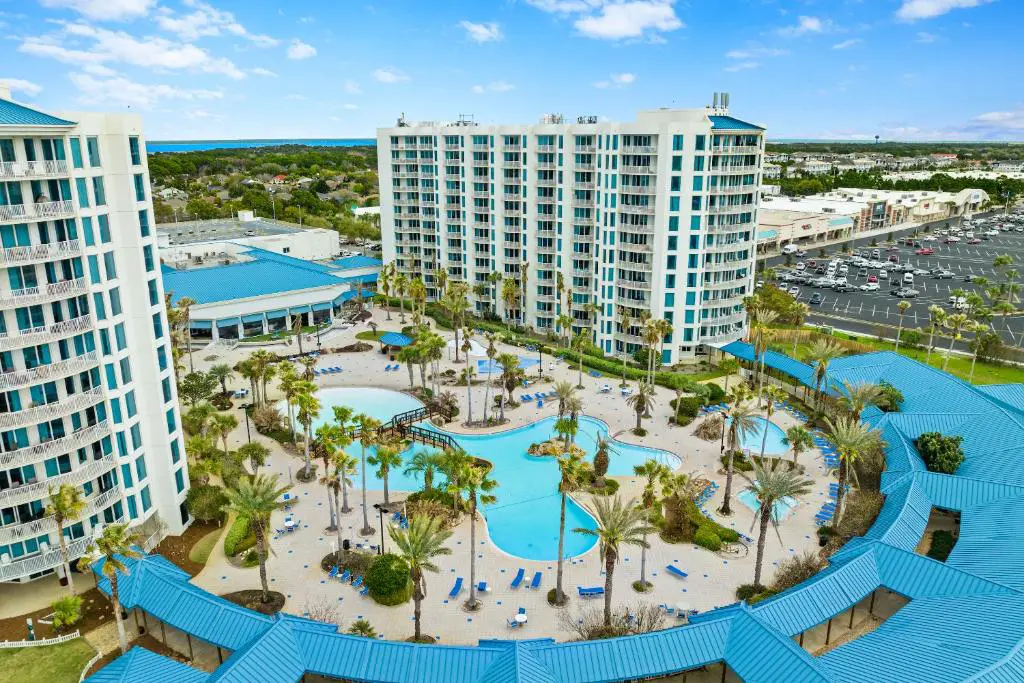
0;85;187;586
378;104;763;363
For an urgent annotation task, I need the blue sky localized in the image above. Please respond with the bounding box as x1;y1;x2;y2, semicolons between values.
0;0;1020;141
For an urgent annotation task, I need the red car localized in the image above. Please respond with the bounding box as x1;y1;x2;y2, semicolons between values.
867;275;878;283
915;247;935;255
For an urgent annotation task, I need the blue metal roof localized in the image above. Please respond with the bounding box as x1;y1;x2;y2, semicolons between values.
84;646;207;683
708;115;764;131
331;255;383;270
0;98;75;126
379;331;413;347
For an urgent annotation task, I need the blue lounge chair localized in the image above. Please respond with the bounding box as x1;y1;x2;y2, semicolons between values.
510;568;525;588
529;571;542;589
339;569;352;583
394;364;401;371
518;607;526;615
507;618;520;628
589;370;601;377
328;566;339;579
477;581;488;593
665;565;688;579
578;586;605;597
520;394;532;402
536;399;543;408
449;576;464;598
351;576;363;589
359;585;370;596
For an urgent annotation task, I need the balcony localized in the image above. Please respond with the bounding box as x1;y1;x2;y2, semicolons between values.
0;240;82;266
617;278;652;291
472;144;489;152
616;295;649;308
536;161;556;170
704;259;749;274
574;162;596;171
709;185;756;196
706;310;748;326
0;200;75;225
618;222;655;235
617;259;653;272
535;177;557;188
705;239;751;255
712;163;759;174
504;144;522;152
707;203;754;215
0;160;70;180
471;158;490;168
0;352;100;393
622;144;658;154
537;195;556;205
0;453;115;508
0;386;105;431
621;184;656;195
620;165;655;175
536;244;557;254
503;159;523;169
575;144;596;154
712;144;761;154
0;314;94;352
617;240;653;253
0;486;120;545
573;182;596;191
700;328;744;345
0;535;92;582
536;144;555;153
620;204;656;216
706;219;754;234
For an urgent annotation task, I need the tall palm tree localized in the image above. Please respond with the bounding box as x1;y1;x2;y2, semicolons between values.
782;425;813;467
943;313;970;371
741;460;813;587
238;442;269;472
276;362;300;441
313;433;339;531
333;451;358;517
571;328;588;389
438;448;473;513
459;464;497;610
501;278;519;325
461;328;475;424
46;484;85;594
209;363;234;395
378;262;393;321
295;382;320;478
389;516;453;642
354;414;381;535
968;321;987;383
837;380;881;421
719;358;740;394
574;496;655;627
626;382;656;433
394;273;408;323
80;524;141;654
210;412;238;457
554;453;588;605
368;432;406;505
824;417;882;521
758;386;786;460
557;313;574;348
894;300;912;352
397;345;419;389
633;459;670;590
222;474;292;604
618;308;633;388
720;400;759;516
483;333;498;423
553;380;577;418
435;267;448;300
176;296;197;374
404;450;441;492
591;433;613;485
804;339;845;409
409;277;427;319
750;308;779;406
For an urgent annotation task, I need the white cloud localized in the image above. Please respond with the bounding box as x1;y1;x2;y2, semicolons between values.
725;46;787;59
250;67;276;77
778;15;827;37
328;115;342;122
723;61;759;72
344;79;362;94
68;71;222;109
471;80;516;94
594;72;635;88
459;20;502;43
286;39;316;60
342;103;358;110
155;1;279;47
372;67;409;84
896;0;994;21
973;108;1024;131
21;23;246;79
832;38;861;49
39;0;155;22
185;108;223;120
0;78;43;97
527;0;683;41
916;31;938;42
82;63;117;76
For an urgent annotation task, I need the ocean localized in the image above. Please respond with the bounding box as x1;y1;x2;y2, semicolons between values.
147;138;376;153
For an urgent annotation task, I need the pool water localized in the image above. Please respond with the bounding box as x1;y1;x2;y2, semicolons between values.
728;416;789;456
737;488;797;522
283;387;680;561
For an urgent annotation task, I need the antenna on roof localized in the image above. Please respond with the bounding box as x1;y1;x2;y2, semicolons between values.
712;92;719;109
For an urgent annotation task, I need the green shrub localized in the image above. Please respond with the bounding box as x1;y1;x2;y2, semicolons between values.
876;381;904;413
223;515;255;557
926;530;955;561
736;583;766;601
694;526;722;551
241;548;260;567
669;396;704;418
365;553;412;606
185;484;228;524
748;588;778;604
720;451;754;472
51;595;83;631
210;393;233;410
674;414;695;426
915;432;964;474
706;383;726;404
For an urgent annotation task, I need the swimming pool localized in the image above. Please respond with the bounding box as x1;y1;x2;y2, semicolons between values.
728;416;789;456
737;488;797;522
282;387;680;560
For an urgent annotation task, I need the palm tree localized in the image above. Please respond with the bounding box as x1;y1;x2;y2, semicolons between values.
553;416;577;450
837;381;881;421
571;328;588;389
557;313;574;348
553;453;588;605
209;363;234;395
368;433;406;505
176;296;197;373
625;382;656;433
894;300;912;352
782;425;813;467
459;464;497;610
394;273;408;323
298;354;317;381
461;328;475;424
750;308;779;405
333;451;358;517
404;450;441;492
501;278;519;325
210;412;238;457
592;434;613;486
46;484;85;594
409;277;427;319
438;448;473;513
443;282;470;361
804;339;845;409
720;400;759;516
277;362;300;441
379;262;393;321
222;474;292;603
80;524;142;654
397;345;418;389
574;496;655;627
295;383;321;478
482;333;498;423
314;433;339;531
758;386;786;460
354;414;382;535
389;516;453;642
552;381;577;418
741;460;813;587
618;308;632;388
942;313;970;371
968;322;987;382
824;417;881;521
237;442;270;473
925;305;946;364
633;460;669;590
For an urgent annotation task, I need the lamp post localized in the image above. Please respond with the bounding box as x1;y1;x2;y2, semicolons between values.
242;403;252;443
373;503;391;555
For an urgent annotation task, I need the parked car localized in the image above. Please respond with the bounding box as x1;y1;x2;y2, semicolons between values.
860;282;880;292
858;268;868;277
932;270;955;279
967;238;982;244
795;262;806;271
833;282;855;293
809;293;823;305
915;248;935;255
788;286;800;296
890;288;920;298
867;274;878;283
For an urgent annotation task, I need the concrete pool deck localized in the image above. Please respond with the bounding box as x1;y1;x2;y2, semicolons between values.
148;309;835;644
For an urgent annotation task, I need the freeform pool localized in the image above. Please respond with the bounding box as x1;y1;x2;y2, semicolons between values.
728;416;789;456
282;387;680;561
737;488;797;522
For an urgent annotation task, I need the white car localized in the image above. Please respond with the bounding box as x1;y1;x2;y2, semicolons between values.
985;229;999;236
795;262;806;271
860;282;880;291
788;286;800;297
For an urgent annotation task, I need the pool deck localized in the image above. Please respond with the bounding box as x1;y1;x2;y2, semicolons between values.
125;309;835;645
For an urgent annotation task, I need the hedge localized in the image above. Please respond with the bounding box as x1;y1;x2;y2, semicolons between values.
706;383;726;404
694;526;722;551
926;530;955;561
223;515;255;557
365;553;413;606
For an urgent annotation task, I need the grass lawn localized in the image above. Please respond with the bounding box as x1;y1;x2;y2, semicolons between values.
238;325;320;343
0;638;97;683
772;333;1024;386
188;527;223;565
355;329;395;342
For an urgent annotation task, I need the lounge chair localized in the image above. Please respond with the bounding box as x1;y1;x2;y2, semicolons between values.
518;607;526;615
449;576;464;598
328;566;339;579
578;586;604;597
589;370;601;377
510;568;525;589
665;565;688;580
536;399;543;408
477;581;489;593
351;576;363;589
529;571;542;589
359;585;370;596
520;394;532;402
600;384;611;393
507;618;520;628
339;569;352;583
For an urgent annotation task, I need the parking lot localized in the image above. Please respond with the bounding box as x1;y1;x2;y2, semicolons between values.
763;213;1024;345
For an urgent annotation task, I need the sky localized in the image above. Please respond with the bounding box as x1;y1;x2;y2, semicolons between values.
0;0;1021;141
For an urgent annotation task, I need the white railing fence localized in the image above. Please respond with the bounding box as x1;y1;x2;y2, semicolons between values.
0;630;80;649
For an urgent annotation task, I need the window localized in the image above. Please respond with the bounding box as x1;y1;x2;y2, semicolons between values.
147;280;158;306
693;156;705;172
671;156;682;172
119;357;132;383
695;135;705;151
664;292;675;307
162;377;172;403
672;135;684;151
81;216;94;246
670;176;681;192
138;209;150;237
114;322;126;350
690;215;701;230
92;177;106;206
127;495;138;520
126;390;137;418
121;463;133;487
669;196;680;212
692;176;703;191
143;245;154;272
128;137;141;165
70;138;83;169
109;287;122;316
98;215;110;243
86;137;101;167
87;255;101;284
103;252;117;280
140;486;151;512
93;293;106;320
110;397;122;424
157;345;168;371
667;236;678;251
75;178;89;209
691;196;702;211
171;439;181;463
133;174;146;202
153;313;164;339
175;468;185;493
165;408;176;434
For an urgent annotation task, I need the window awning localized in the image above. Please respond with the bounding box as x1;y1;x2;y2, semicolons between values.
312;302;331;312
190;320;213;330
289;305;311;315
266;309;287;319
242;314;264;324
217;318;239;327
